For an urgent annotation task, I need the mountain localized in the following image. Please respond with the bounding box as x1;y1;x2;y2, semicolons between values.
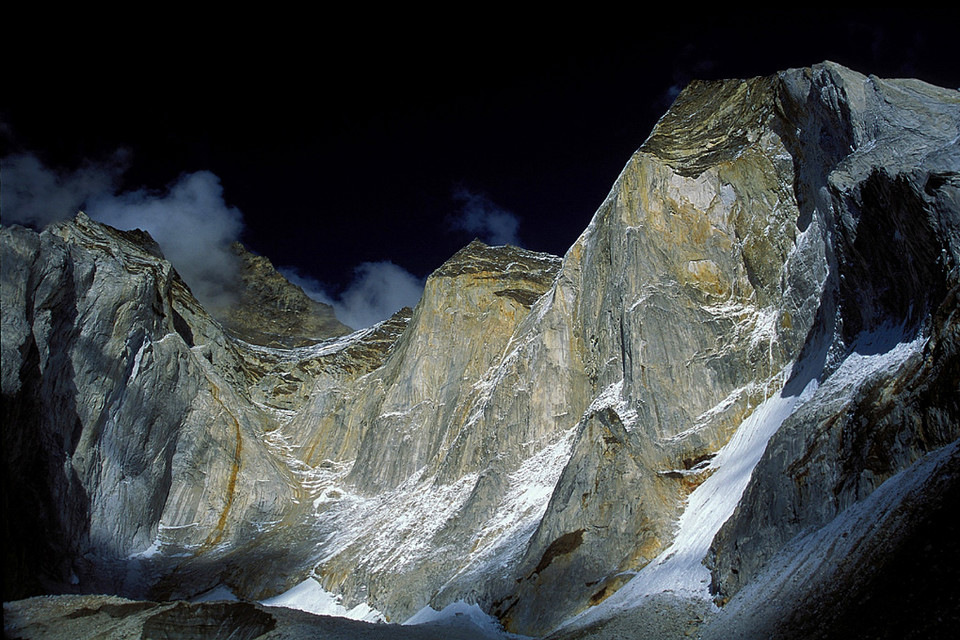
2;61;958;639
209;242;353;348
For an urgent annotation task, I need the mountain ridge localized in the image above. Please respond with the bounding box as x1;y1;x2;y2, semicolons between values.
2;61;958;639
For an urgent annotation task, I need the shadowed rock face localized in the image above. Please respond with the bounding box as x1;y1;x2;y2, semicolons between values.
141;602;276;640
0;214;309;602
17;599;279;640
2;594;520;640
209;242;352;347
2;62;958;640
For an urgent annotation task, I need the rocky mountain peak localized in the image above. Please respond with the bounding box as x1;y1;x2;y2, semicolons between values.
3;62;958;640
209;242;352;347
434;239;560;278
642;73;778;178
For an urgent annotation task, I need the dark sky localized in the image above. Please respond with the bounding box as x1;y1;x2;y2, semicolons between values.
3;11;957;325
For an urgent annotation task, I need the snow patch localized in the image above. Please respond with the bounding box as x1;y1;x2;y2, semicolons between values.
560;358;817;634
299;430;575;622
191;585;239;602
435;429;576;594
629;368;815;597
309;467;481;574
261;577;385;622
129;337;151;380
586;379;638;429
561;328;927;633
238;322;380;362
715;439;959;629
129;538;161;559
820;326;923;400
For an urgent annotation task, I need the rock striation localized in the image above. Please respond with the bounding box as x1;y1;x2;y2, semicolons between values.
2;61;958;639
0;214;407;604
546;62;959;639
273;239;568;615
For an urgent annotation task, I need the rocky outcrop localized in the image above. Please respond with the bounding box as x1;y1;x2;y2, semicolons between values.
0;214;308;601
2;593;513;640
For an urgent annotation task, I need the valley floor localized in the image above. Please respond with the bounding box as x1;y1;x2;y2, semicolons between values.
3;594;521;640
2;592;718;640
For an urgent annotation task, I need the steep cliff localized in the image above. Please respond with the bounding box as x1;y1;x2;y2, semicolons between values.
699;64;960;639
0;215;409;603
1;214;300;600
545;62;959;638
2;61;958;639
275;240;568;617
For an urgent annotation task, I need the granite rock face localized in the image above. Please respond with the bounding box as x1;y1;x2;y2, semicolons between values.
274;240;568;617
704;62;960;616
2;62;958;639
0;214;303;600
535;62;959;637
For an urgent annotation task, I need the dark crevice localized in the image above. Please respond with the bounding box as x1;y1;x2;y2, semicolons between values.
534;529;585;575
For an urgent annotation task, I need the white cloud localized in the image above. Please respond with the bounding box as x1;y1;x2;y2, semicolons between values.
0;151;128;227
1;152;243;309
449;187;521;246
282;262;423;330
2;151;424;327
278;266;337;308
89;171;244;309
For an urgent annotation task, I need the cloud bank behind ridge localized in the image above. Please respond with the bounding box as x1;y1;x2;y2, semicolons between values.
1;152;424;326
281;263;424;330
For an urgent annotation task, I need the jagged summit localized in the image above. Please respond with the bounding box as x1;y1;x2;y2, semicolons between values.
433;239;561;279
72;212;168;260
3;62;958;640
642;74;778;177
